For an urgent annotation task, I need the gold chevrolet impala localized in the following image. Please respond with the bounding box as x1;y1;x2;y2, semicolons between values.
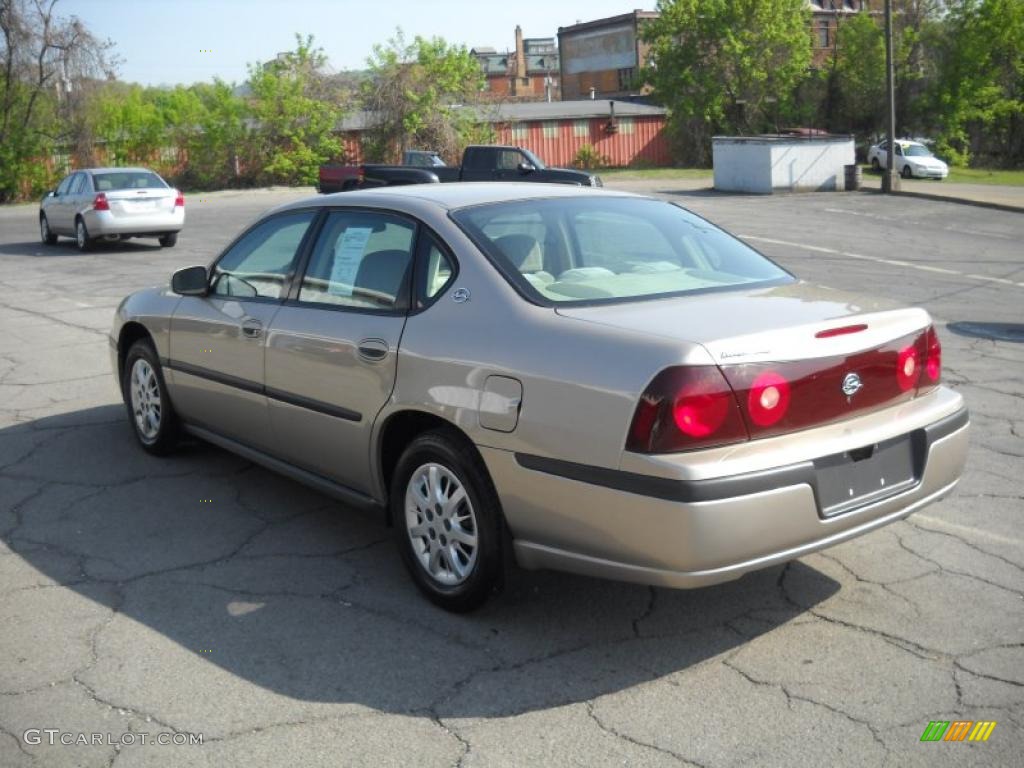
110;184;969;611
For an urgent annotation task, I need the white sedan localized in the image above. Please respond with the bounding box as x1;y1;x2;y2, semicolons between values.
867;140;949;180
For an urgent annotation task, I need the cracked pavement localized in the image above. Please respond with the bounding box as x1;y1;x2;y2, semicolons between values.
0;186;1021;766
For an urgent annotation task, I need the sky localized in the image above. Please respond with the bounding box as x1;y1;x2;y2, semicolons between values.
58;0;642;86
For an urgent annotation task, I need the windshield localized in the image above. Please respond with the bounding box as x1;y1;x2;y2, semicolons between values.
904;145;932;157
93;171;168;191
452;197;793;305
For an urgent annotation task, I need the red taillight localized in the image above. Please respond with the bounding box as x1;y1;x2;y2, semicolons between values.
747;371;791;427
92;193;109;211
921;326;942;389
896;344;920;392
174;190;185;207
627;367;748;453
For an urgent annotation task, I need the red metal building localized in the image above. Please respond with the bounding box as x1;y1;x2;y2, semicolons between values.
337;100;670;168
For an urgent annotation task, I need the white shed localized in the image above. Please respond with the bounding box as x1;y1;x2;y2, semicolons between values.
712;135;856;193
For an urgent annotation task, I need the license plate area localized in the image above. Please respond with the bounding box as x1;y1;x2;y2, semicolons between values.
813;431;923;518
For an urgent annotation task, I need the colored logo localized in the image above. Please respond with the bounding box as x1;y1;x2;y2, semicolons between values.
841;372;863;398
920;720;997;742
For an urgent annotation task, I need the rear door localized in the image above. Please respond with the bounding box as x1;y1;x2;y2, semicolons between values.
167;209;318;451
47;174;76;232
263;208;418;493
459;147;499;181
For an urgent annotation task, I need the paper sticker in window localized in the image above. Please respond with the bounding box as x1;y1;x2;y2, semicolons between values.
329;228;371;295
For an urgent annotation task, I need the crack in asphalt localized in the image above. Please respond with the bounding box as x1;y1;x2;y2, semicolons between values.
584;700;704;767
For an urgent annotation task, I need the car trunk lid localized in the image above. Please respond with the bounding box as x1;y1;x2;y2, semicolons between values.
102;188;177;217
557;282;939;441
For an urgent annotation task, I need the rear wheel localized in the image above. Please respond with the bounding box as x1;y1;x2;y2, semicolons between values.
901;164;913;179
40;214;57;245
75;218;92;252
871;157;881;172
391;430;504;612
159;232;178;247
122;340;179;455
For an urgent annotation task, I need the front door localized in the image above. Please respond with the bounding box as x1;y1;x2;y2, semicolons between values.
264;209;418;493
167;209;317;451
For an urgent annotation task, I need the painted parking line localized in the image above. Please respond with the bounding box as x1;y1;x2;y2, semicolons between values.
739;235;1024;289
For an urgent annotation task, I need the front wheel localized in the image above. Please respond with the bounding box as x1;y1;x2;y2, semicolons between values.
901;164;913;179
75;218;92;252
40;214;58;244
391;430;504;612
122;340;179;455
159;232;178;247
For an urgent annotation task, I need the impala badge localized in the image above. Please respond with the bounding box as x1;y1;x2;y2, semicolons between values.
842;372;863;400
452;287;471;303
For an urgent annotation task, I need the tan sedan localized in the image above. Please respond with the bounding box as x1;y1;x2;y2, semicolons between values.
109;183;969;611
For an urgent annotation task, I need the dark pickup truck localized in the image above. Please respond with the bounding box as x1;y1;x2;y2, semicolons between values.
318;145;602;193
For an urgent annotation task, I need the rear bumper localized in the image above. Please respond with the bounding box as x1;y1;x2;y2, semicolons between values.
84;209;184;236
483;396;969;589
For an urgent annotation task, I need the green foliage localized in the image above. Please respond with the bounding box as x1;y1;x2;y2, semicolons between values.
831;13;886;136
930;0;1024;167
643;0;813;165
573;144;608;169
246;35;344;185
362;30;489;162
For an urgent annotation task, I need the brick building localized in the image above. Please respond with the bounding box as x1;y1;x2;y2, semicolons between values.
557;10;659;100
809;0;880;66
472;27;560;101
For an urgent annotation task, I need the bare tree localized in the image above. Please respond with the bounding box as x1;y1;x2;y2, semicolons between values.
0;0;116;199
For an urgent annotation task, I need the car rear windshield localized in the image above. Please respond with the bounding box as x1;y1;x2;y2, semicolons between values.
451;197;793;305
92;171;167;191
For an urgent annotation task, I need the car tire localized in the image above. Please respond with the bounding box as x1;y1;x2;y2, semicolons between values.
122;340;179;455
871;157;881;172
39;214;58;245
901;165;913;180
391;429;505;612
159;232;178;247
75;217;92;252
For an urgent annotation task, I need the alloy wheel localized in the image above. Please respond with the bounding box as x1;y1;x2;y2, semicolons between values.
404;463;479;586
129;358;162;441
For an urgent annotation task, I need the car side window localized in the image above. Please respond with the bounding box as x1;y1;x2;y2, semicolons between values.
497;150;523;170
67;174;84;195
56;175;74;196
417;233;455;305
895;144;903;156
211;211;316;300
298;210;415;311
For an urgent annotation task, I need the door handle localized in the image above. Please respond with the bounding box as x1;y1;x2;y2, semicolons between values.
241;318;263;339
357;339;388;362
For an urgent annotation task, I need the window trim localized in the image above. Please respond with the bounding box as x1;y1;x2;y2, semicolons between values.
283;206;422;317
448;197;795;309
206;207;323;305
410;226;460;314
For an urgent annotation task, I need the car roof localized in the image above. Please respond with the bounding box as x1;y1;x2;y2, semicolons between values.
280;182;639;214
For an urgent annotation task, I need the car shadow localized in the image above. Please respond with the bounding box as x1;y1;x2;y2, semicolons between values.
0;240;163;257
1;405;840;719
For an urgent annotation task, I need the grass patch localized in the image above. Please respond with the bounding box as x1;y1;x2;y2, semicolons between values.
598;167;712;180
860;164;1024;186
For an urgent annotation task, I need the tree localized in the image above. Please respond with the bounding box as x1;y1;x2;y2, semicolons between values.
831;12;887;136
643;0;813;165
0;0;115;200
930;0;1024;166
246;34;344;185
361;29;492;163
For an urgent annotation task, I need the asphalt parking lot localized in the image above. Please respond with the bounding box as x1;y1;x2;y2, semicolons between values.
0;182;1021;767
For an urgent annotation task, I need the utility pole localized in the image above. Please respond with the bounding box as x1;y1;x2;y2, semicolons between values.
882;0;900;192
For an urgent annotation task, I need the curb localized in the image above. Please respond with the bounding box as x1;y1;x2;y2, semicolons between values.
858;186;1024;215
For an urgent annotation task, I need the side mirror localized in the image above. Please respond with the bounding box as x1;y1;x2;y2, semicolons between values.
171;265;209;296
517;161;536;173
